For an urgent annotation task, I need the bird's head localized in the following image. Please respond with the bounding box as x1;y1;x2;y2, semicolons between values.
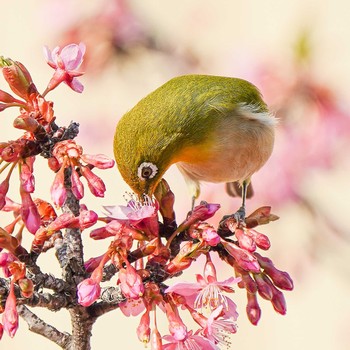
113;111;179;198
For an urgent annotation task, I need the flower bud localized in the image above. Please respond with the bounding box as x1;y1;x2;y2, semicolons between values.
0;89;22;103
1;58;36;100
20;189;41;234
77;278;101;307
13;115;40;132
19;158;35;193
253;273;273;300
70;166;84;200
150;327;163;350
0;177;10;210
271;288;287;315
222;240;260;273
255;253;294;291
119;261;144;299
50;165;67;207
79;209;98;230
137;310;150;344
235;228;256;252
154;178;175;221
246;292;261;325
18;277;34;298
80;153;115;169
1;142;22;162
80;165;106;197
2;282;19;337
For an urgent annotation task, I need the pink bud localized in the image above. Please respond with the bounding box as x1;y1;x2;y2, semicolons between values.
70;166;84;200
2;283;19;338
255;253;294;291
0;177;10;210
169;320;187;341
150;328;163;350
222;240;260;273
119;261;144;299
0;323;3;340
246;292;261;325
80;166;106;197
77;278;101;307
235;228;256;252
0;89;23;104
48;157;61;172
2;59;35;100
189;202;220;223
201;225;220;246
80;153;115;169
50;165;67;207
84;255;104;273
13;116;40;132
90;226;114;240
51;213;83;232
271;288;287;315
1;142;21;162
79;210;98;230
254;273;273;300
20;189;40;234
249;229;270;250
153;178;175;221
137;311;150;343
19;158;35;193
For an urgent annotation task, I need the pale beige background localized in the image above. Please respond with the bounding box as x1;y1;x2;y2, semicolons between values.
1;0;350;349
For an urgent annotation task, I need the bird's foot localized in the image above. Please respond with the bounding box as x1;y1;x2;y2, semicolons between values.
233;206;246;226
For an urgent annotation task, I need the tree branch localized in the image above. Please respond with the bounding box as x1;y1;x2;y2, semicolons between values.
17;304;72;348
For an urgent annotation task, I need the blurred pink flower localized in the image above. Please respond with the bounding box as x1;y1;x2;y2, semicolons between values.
43;43;85;93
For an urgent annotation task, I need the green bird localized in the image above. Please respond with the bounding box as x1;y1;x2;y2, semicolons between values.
114;74;276;219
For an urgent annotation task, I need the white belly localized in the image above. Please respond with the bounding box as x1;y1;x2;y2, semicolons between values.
176;106;276;197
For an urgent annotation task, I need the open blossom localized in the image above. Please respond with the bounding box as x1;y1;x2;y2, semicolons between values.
166;257;240;318
104;195;159;237
43;43;86;93
201;305;237;347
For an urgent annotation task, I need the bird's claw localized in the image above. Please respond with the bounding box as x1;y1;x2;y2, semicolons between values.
233;206;246;226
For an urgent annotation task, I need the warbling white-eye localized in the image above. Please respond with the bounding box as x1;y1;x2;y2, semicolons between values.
114;74;276;219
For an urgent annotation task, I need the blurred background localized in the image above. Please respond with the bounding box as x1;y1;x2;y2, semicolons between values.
1;0;350;349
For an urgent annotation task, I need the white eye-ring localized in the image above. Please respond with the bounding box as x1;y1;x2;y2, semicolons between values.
138;162;158;180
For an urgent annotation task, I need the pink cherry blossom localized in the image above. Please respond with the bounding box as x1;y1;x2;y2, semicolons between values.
165;258;240;318
104;195;159;237
43;43;85;93
202;305;237;347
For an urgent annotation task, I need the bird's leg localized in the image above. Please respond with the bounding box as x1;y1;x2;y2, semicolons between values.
191;196;196;211
233;180;248;224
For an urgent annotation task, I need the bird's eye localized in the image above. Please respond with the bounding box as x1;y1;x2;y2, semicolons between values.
138;162;158;180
